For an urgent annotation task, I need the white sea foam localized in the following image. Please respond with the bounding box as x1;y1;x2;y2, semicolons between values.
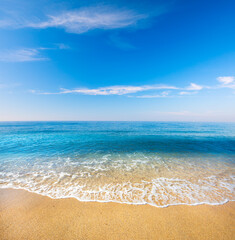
0;171;234;207
0;153;234;207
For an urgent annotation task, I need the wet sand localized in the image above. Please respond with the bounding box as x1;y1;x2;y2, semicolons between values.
0;188;234;240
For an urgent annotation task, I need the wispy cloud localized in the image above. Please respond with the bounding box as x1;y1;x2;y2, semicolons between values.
0;48;48;62
0;44;70;62
60;86;146;95
185;83;203;90
217;76;234;85
179;91;197;95
34;85;177;96
0;19;13;28
217;76;235;89
26;6;148;34
30;76;235;97
60;85;176;95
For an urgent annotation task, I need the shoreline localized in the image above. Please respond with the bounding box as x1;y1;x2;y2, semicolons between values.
0;186;234;208
1;188;235;240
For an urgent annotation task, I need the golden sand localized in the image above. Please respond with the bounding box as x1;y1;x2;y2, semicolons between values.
0;188;234;240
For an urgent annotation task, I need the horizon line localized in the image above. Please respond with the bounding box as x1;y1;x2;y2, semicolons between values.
0;120;235;123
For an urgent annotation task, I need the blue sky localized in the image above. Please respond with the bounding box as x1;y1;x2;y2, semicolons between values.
0;0;235;121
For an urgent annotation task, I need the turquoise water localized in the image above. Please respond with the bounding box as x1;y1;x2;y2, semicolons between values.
0;121;234;207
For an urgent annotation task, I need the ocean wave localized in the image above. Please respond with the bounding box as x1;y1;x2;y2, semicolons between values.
1;172;234;207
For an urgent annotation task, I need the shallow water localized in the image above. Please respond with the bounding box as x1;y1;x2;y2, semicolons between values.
0;121;234;207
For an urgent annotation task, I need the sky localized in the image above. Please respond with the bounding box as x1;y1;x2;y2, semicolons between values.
0;0;235;121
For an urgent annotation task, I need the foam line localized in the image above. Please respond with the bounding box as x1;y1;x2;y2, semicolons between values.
0;186;234;208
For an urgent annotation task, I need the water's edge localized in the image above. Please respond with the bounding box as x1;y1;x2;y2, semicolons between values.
1;186;234;208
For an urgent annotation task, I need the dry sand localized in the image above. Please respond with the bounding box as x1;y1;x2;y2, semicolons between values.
0;188;234;240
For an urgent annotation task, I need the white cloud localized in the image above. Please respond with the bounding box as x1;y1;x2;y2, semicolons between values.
27;6;147;34
217;76;234;85
0;44;70;62
0;19;13;28
34;85;177;96
61;86;144;95
185;83;203;91
0;48;48;62
216;76;235;89
59;85;176;95
30;76;235;97
179;91;197;95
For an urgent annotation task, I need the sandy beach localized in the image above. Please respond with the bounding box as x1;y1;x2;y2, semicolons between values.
0;188;234;240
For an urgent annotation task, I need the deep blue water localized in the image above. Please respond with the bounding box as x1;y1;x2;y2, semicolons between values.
1;121;235;156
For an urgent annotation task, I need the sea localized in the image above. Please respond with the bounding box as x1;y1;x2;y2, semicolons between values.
0;121;234;207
